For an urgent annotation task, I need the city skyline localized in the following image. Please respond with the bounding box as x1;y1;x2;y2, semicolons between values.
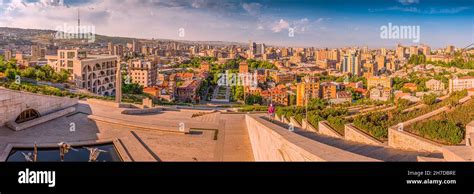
0;0;472;48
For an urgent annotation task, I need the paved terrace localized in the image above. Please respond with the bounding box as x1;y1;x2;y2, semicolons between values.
0;100;254;161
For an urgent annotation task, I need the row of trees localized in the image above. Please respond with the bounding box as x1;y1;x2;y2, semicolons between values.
275;99;349;134
412;96;474;145
353;90;469;141
0;58;70;83
409;53;474;70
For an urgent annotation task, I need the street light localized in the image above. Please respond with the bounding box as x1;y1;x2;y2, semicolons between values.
305;87;309;121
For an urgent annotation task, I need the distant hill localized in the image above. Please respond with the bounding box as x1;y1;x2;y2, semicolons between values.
0;27;246;47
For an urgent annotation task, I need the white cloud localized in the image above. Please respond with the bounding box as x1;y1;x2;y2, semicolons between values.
369;6;470;14
398;0;419;5
242;2;262;16
0;0;256;41
271;19;290;32
269;18;313;34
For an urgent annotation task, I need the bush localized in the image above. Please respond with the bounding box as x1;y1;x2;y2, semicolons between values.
412;120;464;145
353;112;389;140
422;94;437;105
327;116;346;135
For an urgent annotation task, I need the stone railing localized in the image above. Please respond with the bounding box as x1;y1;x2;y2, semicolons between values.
388;127;443;153
344;124;384;146
466;121;474;147
301;119;318;132
318;121;343;139
274;113;281;122
289;116;302;128
245;114;377;161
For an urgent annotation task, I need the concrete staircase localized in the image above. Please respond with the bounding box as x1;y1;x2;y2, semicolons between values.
264;117;443;161
295;131;442;161
191;112;220;124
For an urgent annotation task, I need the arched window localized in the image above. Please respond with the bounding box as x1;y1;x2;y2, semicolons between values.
15;109;40;124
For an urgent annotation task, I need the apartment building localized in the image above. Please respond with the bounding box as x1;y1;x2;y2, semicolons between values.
296;76;320;106
449;76;474;93
46;49;119;96
129;59;158;87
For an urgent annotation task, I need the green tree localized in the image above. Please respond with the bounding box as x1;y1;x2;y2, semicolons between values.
245;94;263;105
422;94;438;105
5;68;17;80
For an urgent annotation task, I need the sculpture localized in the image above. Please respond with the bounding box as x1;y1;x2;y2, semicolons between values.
84;147;107;162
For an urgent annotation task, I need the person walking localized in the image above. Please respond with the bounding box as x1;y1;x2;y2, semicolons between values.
268;103;275;122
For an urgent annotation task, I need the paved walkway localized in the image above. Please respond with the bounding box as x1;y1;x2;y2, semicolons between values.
0;101;255;161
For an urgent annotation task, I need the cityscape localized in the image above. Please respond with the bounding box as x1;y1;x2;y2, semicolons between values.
0;0;473;162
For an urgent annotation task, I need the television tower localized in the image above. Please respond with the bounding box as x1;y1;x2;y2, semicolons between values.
77;8;81;35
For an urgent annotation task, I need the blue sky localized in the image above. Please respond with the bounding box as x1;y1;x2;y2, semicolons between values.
0;0;472;48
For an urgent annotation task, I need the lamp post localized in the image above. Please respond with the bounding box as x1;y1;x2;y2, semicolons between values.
305;88;309;121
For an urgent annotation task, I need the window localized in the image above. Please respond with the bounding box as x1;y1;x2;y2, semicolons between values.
15;109;40;124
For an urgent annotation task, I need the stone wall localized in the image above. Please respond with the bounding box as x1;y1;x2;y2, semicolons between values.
301;119;318;132
466;121;474;146
289;116;302;128
318;121;343;138
0;88;78;127
344;124;384;146
274;113;281;122
245;114;377;161
388;127;443;152
6;107;76;131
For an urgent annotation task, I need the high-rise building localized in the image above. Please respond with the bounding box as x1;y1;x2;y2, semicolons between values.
316;49;328;61
381;48;387;56
328;49;340;62
107;42;114;54
347;52;361;76
446;45;455;55
112;45;124;56
396;44;405;59
341;54;349;73
421;45;431;56
249;41;257;56
363;63;378;77
375;55;386;69
132;40;141;53
256;43;265;55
